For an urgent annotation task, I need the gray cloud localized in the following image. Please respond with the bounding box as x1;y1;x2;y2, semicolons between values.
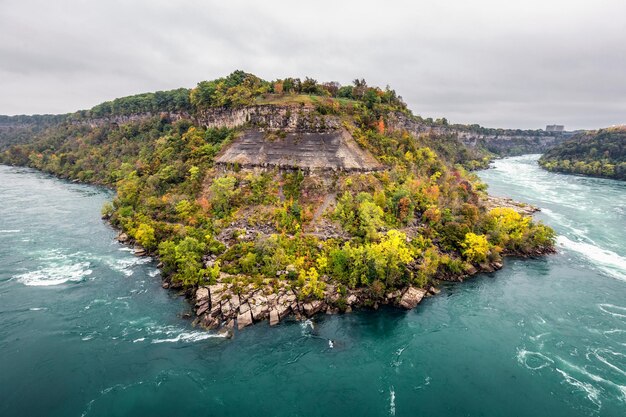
1;0;625;129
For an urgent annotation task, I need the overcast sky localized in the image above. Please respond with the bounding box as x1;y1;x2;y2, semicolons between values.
1;0;625;129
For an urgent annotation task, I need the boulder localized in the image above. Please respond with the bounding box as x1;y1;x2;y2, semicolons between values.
239;302;251;314
269;309;280;326
479;262;493;272
221;301;232;316
117;233;129;243
209;301;222;317
133;247;146;256
237;310;253;329
398;287;427;309
230;294;241;310
326;306;339;315
281;293;297;305
196;303;209;316
209;285;226;307
202;314;220;330
428;286;441;295
466;265;478;275
346;294;358;305
386;290;401;300
196;287;209;303
250;303;269;321
302;300;325;317
277;303;292;320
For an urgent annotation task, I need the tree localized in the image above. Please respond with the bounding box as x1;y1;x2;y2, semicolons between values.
135;223;156;250
209;176;237;217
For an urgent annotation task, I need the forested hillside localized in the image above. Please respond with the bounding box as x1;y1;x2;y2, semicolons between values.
539;127;626;180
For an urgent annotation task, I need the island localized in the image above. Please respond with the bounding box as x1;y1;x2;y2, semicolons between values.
0;71;556;331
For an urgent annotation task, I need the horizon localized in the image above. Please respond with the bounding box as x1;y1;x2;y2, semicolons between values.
1;0;625;130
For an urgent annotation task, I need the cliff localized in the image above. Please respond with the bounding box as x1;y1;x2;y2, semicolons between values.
384;111;568;155
2;104;568;156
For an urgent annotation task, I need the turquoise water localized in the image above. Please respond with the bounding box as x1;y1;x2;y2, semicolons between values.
0;156;625;417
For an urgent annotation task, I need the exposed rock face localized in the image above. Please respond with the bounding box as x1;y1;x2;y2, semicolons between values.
196;105;340;132
192;278;441;332
485;195;539;216
215;129;383;172
73;111;192;129
2;104;570;157
133;246;146;256
237;310;253;330
398;287;427;309
385;111;570;155
269;309;280;326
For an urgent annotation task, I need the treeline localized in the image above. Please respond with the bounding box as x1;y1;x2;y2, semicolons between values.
85;88;192;118
539;127;626;180
190;70;408;113
454;124;550;137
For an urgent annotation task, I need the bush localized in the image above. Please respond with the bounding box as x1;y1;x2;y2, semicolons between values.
461;233;490;263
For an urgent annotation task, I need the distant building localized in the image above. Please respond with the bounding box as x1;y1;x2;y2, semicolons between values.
546;125;564;132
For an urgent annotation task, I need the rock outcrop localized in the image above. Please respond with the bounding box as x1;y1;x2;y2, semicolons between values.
191;279;433;331
215;128;383;172
384;111;570;155
197;104;341;132
398;287;427;309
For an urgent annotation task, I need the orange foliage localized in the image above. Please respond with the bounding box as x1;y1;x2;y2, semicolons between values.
423;207;441;224
376;116;385;134
422;184;440;202
197;197;210;212
397;196;411;222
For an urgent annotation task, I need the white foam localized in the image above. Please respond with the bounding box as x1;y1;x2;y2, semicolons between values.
557;236;626;281
328;340;334;349
300;319;314;336
556;368;602;408
529;332;550;341
29;307;46;311
557;356;626;404
389;387;396;416
106;256;152;277
517;349;554;370
151;331;226;344
148;269;160;277
598;304;626;319
0;229;21;233
590;349;626;377
14;262;92;286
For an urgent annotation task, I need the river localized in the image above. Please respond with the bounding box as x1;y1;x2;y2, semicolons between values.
0;155;625;416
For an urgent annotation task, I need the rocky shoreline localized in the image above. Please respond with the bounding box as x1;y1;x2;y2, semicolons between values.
115;229;511;334
110;198;554;336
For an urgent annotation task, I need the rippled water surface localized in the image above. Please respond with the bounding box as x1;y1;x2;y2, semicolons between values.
0;157;625;416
